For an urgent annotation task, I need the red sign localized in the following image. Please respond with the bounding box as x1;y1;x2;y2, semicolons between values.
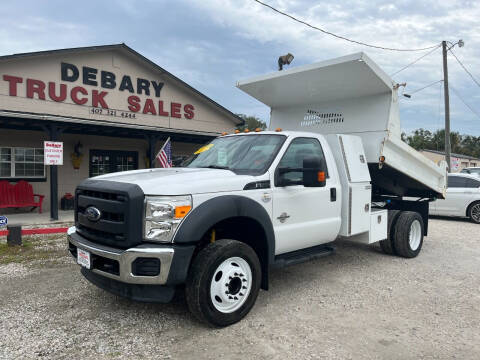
2;62;195;119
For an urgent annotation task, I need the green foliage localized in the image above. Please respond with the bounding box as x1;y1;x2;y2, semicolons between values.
403;128;480;158
236;114;267;131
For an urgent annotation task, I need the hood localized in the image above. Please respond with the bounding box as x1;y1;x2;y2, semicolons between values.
92;167;261;195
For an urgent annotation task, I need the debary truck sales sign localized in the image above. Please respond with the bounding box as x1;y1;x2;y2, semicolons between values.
2;63;195;120
0;48;237;134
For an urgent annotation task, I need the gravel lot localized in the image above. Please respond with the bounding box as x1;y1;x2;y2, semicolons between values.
1;218;479;359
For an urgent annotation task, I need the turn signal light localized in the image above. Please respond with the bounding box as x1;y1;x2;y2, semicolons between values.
379;155;385;163
175;205;192;218
317;171;326;182
275;128;282;132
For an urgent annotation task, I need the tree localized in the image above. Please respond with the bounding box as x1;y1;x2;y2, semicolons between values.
236;114;267;131
461;135;480;158
403;128;480;159
429;129;462;153
405;128;433;150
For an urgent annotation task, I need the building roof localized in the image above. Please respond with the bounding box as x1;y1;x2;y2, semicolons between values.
0;43;244;126
421;149;480;161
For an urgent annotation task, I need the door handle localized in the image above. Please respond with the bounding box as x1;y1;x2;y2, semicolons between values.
330;187;337;202
277;212;290;223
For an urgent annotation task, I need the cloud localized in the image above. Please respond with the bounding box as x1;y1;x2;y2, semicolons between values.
190;0;480;134
0;16;93;55
0;0;479;134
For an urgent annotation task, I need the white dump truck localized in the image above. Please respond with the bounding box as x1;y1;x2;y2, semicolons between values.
67;52;447;326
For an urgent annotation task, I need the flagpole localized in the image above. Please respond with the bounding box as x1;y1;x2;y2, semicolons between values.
154;137;171;167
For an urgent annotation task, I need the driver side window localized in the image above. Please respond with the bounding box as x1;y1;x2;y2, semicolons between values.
276;137;328;185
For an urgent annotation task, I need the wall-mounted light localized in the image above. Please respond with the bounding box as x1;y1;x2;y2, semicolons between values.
278;53;294;71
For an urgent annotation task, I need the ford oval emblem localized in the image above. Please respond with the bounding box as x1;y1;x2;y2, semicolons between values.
85;206;102;222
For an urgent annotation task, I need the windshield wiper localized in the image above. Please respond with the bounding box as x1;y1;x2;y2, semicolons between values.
199;165;231;170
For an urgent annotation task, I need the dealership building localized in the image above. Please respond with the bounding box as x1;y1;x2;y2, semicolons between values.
0;44;242;219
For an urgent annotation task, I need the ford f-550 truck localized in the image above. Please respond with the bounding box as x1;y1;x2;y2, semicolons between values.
67;53;447;326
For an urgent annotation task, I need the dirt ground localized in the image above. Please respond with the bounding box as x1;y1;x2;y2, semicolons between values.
0;217;479;359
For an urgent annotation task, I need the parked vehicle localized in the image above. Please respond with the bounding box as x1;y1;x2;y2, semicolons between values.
461;167;480;177
67;53;447;326
430;173;480;223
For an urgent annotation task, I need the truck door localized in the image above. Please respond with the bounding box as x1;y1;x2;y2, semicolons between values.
272;137;341;255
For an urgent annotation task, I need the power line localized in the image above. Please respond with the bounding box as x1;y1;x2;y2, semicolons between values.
405;80;444;96
448;48;480;87
253;0;440;52
449;85;480;120
390;44;441;77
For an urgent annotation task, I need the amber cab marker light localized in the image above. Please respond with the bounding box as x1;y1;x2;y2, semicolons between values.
234;129;240;134
275;128;282;132
317;171;326;182
379;156;385;163
255;128;262;132
175;205;192;218
221;132;228;136
244;129;250;133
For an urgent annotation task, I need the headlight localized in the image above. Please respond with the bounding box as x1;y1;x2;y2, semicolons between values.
144;195;192;243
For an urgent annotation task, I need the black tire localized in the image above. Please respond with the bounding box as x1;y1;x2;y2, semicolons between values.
393;211;424;258
379;210;401;255
185;239;261;327
467;201;480;224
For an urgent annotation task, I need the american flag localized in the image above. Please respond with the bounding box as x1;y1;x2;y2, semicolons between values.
156;137;172;168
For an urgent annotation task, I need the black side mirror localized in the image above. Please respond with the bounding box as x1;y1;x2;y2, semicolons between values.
303;157;327;187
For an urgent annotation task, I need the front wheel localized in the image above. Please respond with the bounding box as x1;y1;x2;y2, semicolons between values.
185;239;261;327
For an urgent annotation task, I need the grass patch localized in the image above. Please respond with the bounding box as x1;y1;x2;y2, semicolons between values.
0;236;67;265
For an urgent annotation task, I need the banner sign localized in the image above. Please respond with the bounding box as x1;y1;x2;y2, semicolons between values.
2;63;195;120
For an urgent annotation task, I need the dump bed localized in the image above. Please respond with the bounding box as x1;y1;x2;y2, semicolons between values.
237;52;446;198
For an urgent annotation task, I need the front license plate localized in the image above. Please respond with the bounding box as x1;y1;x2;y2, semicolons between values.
77;248;91;269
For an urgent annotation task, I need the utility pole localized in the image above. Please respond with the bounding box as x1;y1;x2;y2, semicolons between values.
442;40;451;172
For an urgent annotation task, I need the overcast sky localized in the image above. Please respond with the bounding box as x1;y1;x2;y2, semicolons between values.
1;0;479;135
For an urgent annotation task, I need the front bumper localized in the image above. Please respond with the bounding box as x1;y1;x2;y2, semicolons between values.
67;226;194;286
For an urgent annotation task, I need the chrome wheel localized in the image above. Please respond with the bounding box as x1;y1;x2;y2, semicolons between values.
471;203;480;223
409;219;422;251
210;257;252;314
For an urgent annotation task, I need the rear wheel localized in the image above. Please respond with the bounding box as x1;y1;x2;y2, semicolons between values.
467;201;480;224
185;239;261;327
379;210;401;255
393;211;424;258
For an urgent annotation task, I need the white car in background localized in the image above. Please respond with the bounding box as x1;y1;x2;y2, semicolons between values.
461;167;480;177
430;173;480;223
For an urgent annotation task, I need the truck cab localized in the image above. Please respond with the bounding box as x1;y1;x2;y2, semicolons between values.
68;53;447;327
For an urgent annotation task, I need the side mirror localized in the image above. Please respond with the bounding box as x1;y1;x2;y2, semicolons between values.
303;157;327;187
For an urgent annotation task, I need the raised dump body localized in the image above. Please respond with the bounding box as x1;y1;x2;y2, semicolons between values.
237;52;446;199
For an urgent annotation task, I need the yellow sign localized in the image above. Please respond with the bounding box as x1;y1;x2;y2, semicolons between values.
194;144;214;155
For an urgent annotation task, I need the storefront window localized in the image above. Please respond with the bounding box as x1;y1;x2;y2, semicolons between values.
0;147;45;179
0;148;11;177
89;150;138;177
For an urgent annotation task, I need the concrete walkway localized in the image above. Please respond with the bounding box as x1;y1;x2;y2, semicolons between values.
1;210;74;227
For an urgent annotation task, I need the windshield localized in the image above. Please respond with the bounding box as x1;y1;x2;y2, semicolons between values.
461;168;480;176
182;134;286;175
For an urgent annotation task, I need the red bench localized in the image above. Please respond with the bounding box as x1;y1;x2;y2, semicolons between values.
0;180;45;213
